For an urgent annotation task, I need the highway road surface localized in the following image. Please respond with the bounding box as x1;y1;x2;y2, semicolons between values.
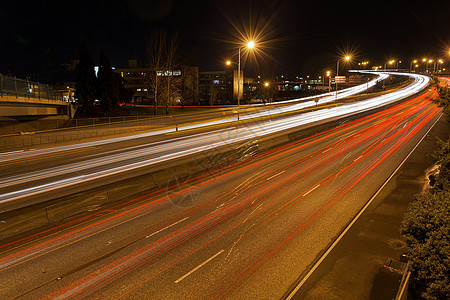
0;72;428;211
0;74;443;299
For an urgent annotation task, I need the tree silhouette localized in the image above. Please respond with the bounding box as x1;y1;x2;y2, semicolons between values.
97;49;119;114
75;38;96;114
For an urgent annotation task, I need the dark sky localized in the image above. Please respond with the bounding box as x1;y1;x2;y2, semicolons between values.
1;0;449;81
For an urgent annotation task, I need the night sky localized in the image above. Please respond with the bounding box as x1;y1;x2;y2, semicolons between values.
1;0;449;81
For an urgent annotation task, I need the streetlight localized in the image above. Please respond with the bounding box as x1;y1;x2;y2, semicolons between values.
236;41;255;106
336;55;351;98
326;70;331;92
263;81;270;104
384;59;395;70
433;59;444;73
410;60;418;72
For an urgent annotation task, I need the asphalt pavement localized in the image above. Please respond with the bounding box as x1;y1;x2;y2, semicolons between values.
289;113;449;300
0;91;443;299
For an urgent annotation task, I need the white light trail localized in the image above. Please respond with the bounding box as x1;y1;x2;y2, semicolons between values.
0;73;387;163
0;72;430;204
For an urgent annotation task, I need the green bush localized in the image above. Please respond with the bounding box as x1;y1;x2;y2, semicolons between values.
401;138;450;300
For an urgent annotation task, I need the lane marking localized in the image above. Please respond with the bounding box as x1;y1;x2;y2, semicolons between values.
0;146;98;166
285;112;443;299
302;184;320;197
0;150;25;156
353;155;363;162
321;148;332;153
146;217;189;239
175;249;224;283
266;170;285;181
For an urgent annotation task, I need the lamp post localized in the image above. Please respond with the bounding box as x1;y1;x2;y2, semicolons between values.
433;59;443;74
428;59;433;73
264;81;270;104
410;60;417;72
336;55;351;99
235;41;255;107
326;71;331;93
384;59;395;70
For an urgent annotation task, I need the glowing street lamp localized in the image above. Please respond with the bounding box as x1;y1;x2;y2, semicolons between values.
236;40;256;106
263;81;271;104
358;61;369;69
326;70;331;92
427;59;433;73
410;59;418;72
336;55;351;98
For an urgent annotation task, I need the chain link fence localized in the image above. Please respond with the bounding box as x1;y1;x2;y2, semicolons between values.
0;73;67;102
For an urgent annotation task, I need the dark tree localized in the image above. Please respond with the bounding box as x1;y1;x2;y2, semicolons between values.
114;73;134;104
75;39;97;114
146;28;166;115
145;28;181;115
162;30;181;114
401;190;450;300
432;80;450;121
97;49;119;114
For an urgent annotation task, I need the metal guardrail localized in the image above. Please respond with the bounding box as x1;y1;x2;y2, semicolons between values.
0;73;67;102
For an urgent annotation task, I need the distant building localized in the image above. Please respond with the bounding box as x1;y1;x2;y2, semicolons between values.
53;82;76;102
275;81;302;92
114;60;198;105
198;69;243;104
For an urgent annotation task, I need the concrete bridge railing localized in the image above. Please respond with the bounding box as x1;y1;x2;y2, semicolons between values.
0;74;75;118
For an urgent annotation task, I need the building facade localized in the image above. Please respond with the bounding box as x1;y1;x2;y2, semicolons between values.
114;60;198;105
198;70;243;105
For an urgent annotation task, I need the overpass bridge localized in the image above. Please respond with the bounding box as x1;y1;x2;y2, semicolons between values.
0;74;75;119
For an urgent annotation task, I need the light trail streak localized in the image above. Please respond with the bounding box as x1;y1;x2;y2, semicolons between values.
210;98;442;299
39;93;440;299
0;72;388;164
0;96;436;279
0;74;441;300
0;85;439;299
0;72;431;206
0;88;436;271
120;96;441;299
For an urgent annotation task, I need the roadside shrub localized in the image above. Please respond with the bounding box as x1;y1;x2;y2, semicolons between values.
401;138;450;300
